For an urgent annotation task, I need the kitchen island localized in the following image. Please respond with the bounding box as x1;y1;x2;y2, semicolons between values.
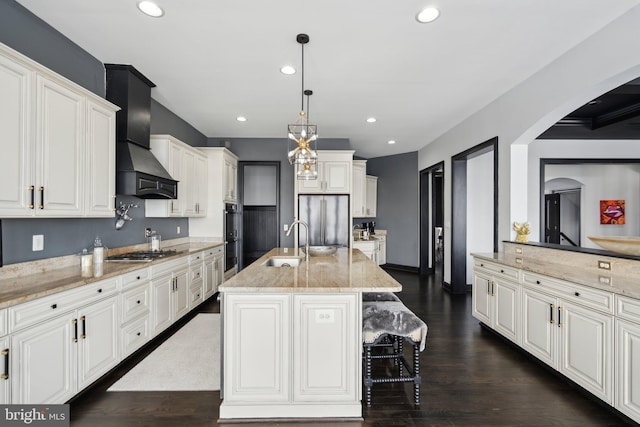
218;247;402;420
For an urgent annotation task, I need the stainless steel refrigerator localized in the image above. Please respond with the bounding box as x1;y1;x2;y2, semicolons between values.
298;195;350;247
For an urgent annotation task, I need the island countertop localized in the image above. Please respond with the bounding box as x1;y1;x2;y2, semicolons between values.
219;247;402;293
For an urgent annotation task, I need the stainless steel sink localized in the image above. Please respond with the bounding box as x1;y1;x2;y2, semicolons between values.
262;257;303;267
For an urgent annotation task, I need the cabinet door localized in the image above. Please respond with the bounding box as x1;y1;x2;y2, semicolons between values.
151;274;173;335
11;312;76;404
0;337;9;404
298;162;324;192
559;300;613;403
36;75;84;216
174;268;190;320
352;162;366;217
493;279;520;344
293;294;358;402
194;154;208;216
0;54;33;216
85;100;115;216
77;296;119;389
169;144;183;216
224;159;238;203
378;237;387;265
365;175;377;216
324;161;350;193
182;149;196;216
521;287;556;368
616;318;640;421
472;271;492;325
203;257;215;299
224;294;290;403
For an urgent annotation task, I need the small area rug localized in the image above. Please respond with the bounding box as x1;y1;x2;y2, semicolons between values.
108;313;220;391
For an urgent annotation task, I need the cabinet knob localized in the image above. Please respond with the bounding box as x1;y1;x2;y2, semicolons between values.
536;280;541;285
500;269;504;273
97;288;102;293
51;304;57;309
137;276;141;280
574;292;580;297
137;332;141;336
137;300;141;304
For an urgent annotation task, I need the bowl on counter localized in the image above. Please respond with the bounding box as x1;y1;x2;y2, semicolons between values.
303;246;337;256
588;235;640;256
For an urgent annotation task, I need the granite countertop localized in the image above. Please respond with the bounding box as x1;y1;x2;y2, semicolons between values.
0;241;224;309
473;252;640;300
219;247;402;293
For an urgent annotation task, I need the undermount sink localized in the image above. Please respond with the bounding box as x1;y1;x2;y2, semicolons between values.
262;257;303;267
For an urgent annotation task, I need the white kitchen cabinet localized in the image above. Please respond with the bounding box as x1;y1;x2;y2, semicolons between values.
151;258;189;335
222;292;359;415
376;234;387;265
615;295;640;421
146;134;208;218
292;294;358;403
352;160;367;217
85;99;116;216
365;175;377;217
0;337;9;404
9;278;119;404
520;272;613;404
353;240;378;264
0;51;34;215
224;154;238;203
119;269;151;358
204;246;224;300
223;293;291;403
189;255;204;309
472;260;520;344
296;150;354;194
0;43;117;218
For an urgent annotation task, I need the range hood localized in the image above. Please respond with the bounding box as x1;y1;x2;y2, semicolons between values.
105;64;178;199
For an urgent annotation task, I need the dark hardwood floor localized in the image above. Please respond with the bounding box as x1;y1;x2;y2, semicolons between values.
69;270;632;426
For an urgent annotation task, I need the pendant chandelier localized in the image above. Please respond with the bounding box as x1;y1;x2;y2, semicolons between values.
287;33;318;180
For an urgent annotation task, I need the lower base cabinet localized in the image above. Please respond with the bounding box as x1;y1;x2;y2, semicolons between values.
616;318;640;420
221;292;360;418
151;266;189;335
10;295;119;404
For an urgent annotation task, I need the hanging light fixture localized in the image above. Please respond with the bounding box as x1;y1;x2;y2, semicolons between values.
287;33;318;180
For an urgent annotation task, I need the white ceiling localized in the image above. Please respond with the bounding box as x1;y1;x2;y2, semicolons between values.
16;0;640;158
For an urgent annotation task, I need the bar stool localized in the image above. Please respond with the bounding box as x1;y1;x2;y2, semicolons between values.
362;300;428;406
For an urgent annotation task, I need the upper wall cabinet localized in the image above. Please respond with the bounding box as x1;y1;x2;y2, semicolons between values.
145;135;208;218
352;160;367;217
365;175;378;217
295;150;354;195
0;42;118;218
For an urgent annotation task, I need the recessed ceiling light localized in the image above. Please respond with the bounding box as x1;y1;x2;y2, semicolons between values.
280;65;296;75
137;1;164;17
366;117;377;123
236;116;247;122
388;140;396;145
416;7;440;23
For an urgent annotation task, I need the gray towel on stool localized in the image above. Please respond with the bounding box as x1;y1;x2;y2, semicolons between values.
362;292;401;302
363;301;428;351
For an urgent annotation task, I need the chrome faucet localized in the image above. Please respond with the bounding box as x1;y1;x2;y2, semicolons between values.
286;218;310;261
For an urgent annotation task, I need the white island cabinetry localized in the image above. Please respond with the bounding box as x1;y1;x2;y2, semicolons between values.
219;247;399;420
615;295;640;421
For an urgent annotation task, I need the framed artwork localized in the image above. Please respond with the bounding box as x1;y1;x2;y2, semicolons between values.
600;200;625;224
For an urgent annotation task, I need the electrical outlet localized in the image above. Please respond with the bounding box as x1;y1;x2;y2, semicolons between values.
32;234;44;251
284;224;288;231
176;226;181;234
598;260;611;270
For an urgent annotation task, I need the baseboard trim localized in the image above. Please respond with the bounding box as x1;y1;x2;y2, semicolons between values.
382;264;419;273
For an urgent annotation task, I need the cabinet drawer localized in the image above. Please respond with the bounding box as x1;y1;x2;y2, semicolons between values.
0;309;7;337
523;272;613;314
474;259;520;282
204;246;223;258
121;282;151;324
121;315;150;358
151;256;188;277
121;267;150;289
189;283;204;307
189;251;204;264
616;294;640;323
190;264;203;283
8;277;119;332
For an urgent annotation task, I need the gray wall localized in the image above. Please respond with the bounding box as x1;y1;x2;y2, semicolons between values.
0;1;203;265
367;152;419;268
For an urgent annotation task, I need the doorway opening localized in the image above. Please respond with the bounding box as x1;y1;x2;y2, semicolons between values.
238;162;280;269
419;162;444;277
450;137;498;294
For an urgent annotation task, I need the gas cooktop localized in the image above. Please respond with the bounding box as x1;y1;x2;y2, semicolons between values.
105;249;182;262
